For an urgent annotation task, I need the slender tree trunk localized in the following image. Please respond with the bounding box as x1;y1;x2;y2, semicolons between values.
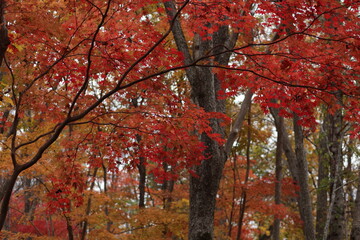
132;98;147;209
270;109;299;182
161;162;176;238
102;164;112;231
324;105;345;240
0;0;10;218
65;215;74;240
48;215;54;236
236;103;252;240
80;167;98;240
227;155;237;237
293;114;315;240
273;115;283;240
351;168;360;240
0;169;20;230
162;162;175;210
271;109;315;240
0;0;10;67
23;177;37;221
327;177;345;240
345;138;354;203
316;112;330;240
137;155;146;209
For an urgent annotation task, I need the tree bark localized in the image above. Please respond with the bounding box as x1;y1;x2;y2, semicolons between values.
273;115;283;240
23;177;38;221
225;90;253;154
0;0;10;67
132;98;147;209
162;162;175;210
137;155;146;209
271;109;315;240
188;66;226;240
163;1;246;239
227;154;237;237
0;0;10;209
235;103;251;240
270;109;299;181
80;167;98;240
293;114;316;240
324;106;345;240
102;164;112;232
65;215;74;240
316;111;330;240
0;169;20;230
351;169;360;240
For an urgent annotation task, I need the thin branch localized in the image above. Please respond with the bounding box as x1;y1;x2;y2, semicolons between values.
225;89;253;155
8;207;43;236
115;0;191;89
15;126;58;150
68;0;113;117
84;0;104;16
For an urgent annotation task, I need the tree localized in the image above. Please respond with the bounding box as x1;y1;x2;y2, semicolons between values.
0;0;209;231
163;1;254;238
0;0;359;239
0;0;9;67
164;0;359;239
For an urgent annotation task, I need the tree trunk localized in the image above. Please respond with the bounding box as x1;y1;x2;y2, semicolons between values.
325;106;345;240
137;154;146;208
227;154;237;237
161;162;176;238
351;169;360;240
80;167;98;240
23;177;37;221
0;0;10;216
327;179;345;240
137;155;146;209
0;0;10;67
188;79;226;240
236;103;252;240
270;109;299;182
273;115;283;240
0;169;20;230
162;162;175;210
65;215;74;240
163;1;244;239
132;98;147;209
293;114;316;240
271;109;315;240
102;164;112;232
316;111;330;240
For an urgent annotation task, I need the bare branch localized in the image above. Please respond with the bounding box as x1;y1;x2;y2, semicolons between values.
225;89;253;154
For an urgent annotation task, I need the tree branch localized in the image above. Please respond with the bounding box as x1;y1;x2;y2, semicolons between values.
225;89;253;154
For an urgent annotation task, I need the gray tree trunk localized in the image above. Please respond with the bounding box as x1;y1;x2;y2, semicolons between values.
351;169;360;240
163;2;251;239
325;106;345;240
293;114;316;240
236;104;252;240
273;115;283;240
271;109;315;240
316;112;330;240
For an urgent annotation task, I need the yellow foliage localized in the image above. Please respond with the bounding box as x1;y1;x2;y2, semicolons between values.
120;202;189;240
88;229;119;240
